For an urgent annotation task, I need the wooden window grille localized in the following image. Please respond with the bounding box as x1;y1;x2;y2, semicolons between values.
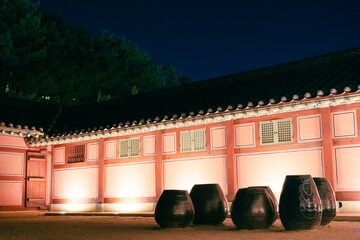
194;128;206;151
119;137;141;158
68;144;85;163
119;139;129;158
260;118;293;146
180;128;207;153
260;121;274;144
277;120;293;143
130;138;140;158
180;131;192;152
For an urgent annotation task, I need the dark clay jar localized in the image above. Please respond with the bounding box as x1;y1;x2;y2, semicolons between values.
154;190;195;228
248;186;279;224
313;177;337;226
190;184;229;225
279;175;322;230
231;187;276;229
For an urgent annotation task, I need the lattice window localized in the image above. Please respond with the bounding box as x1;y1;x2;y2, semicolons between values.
68;144;85;163
130;138;140;158
194;129;206;151
119;137;141;159
180;131;192;152
119;139;129;158
260;118;293;146
278;119;293;143
180;128;207;153
260;121;274;144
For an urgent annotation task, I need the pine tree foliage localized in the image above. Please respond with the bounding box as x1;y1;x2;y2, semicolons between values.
0;0;192;105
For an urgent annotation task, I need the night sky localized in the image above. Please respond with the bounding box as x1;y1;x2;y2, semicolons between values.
38;0;360;81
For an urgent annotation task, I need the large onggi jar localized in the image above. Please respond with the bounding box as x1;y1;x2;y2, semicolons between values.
190;183;228;225
313;177;337;225
279;175;322;230
154;190;194;228
248;186;279;224
231;187;276;229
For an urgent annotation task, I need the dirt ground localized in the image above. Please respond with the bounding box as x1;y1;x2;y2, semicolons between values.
0;216;359;240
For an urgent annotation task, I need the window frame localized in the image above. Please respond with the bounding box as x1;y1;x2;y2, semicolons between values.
68;144;85;163
119;137;141;159
259;118;293;146
180;128;207;153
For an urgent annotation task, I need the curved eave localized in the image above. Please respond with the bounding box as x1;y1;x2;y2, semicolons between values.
30;90;360;147
0;126;44;138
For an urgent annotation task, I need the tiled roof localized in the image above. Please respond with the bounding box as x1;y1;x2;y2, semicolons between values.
0;96;60;134
1;46;360;138
51;46;360;135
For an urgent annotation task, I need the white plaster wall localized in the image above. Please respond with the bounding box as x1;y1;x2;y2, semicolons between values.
335;145;360;190
0;134;28;149
0;152;23;176
235;123;255;147
0;181;22;205
211;127;226;149
54;147;65;164
105;141;116;159
163;133;176;154
236;149;323;195
143;136;155;156
332;111;357;138
298;115;321;141
163;156;228;194
87;143;99;161
104;162;156;198
53;167;98;199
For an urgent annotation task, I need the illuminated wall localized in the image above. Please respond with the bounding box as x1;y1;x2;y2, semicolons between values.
0;138;25;206
104;161;156;198
334;145;360;190
0;152;24;206
163;156;228;194
0;181;23;205
0;152;23;176
236;148;323;195
0;134;28;149
53;166;98;200
1;104;358;212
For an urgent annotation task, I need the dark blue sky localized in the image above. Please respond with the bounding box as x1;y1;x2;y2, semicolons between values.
39;0;360;81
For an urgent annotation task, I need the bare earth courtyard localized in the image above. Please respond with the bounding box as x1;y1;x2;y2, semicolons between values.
0;216;359;240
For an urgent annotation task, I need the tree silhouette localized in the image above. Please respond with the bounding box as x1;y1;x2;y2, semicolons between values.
0;0;192;105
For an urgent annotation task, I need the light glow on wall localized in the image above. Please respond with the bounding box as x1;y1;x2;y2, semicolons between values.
104;162;156;198
236;149;323;194
338;201;360;213
104;203;155;213
53;167;98;199
60;204;92;212
163;156;228;194
110;203;145;212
